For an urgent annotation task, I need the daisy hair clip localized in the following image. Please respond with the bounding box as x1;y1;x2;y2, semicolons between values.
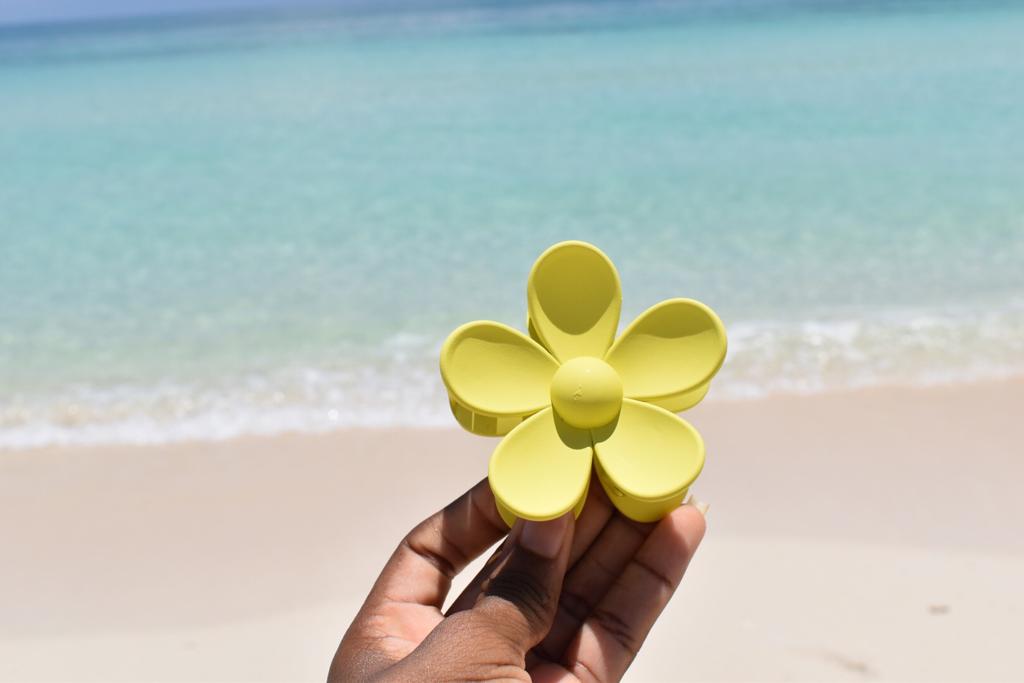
440;241;727;526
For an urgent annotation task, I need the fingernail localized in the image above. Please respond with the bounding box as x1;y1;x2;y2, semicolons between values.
519;514;569;559
691;498;710;518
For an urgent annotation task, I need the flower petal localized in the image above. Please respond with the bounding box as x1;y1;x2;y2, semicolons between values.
441;321;559;435
591;399;704;522
489;407;593;525
527;241;622;362
604;298;726;412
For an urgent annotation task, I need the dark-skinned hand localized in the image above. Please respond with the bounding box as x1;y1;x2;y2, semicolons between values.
329;476;706;682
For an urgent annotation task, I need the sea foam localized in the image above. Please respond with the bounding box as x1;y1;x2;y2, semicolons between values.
3;305;1022;450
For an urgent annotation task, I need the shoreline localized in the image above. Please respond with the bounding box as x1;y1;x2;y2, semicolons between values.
4;373;1024;454
2;379;1022;680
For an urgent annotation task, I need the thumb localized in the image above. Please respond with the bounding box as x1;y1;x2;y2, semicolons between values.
471;512;575;653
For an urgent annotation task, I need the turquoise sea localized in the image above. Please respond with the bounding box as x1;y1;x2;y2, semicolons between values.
1;0;1023;448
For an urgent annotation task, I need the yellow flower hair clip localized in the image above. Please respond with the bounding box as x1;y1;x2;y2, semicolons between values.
440;241;727;525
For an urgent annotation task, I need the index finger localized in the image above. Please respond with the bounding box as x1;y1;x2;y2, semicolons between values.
565;504;707;681
365;478;509;610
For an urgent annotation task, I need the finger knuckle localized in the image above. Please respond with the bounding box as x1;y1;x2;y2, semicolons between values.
557;586;597;624
484;568;553;628
591;605;640;659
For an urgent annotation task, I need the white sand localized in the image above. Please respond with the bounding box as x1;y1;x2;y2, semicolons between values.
2;381;1022;681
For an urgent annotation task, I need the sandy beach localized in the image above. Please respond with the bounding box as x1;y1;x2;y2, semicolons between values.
2;380;1022;681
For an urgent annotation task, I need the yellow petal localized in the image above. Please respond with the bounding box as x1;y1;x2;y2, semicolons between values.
604;298;726;412
591;399;705;522
440;321;558;435
489;407;593;525
527;241;622;362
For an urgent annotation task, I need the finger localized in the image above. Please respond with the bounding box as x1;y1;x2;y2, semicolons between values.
566;480;616;566
443;537;513;615
365;478;508;610
472;513;575;654
445;476;615;615
530;661;579;683
388;513;576;679
565;504;706;682
534;513;656;662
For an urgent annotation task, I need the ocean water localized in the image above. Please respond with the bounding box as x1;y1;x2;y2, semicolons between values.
1;0;1023;448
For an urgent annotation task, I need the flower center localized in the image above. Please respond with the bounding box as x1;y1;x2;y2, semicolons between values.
550;356;623;429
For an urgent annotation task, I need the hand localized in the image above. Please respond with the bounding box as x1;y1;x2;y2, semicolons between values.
329;477;706;682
